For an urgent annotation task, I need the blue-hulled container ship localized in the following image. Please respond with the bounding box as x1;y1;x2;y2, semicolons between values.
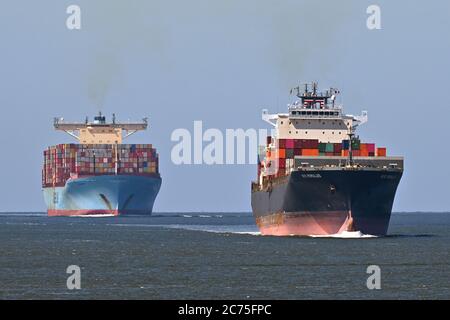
42;113;161;216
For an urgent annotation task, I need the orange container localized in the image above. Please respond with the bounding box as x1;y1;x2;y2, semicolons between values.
278;149;286;158
376;147;387;157
341;150;349;157
360;150;369;157
301;149;319;156
360;143;368;152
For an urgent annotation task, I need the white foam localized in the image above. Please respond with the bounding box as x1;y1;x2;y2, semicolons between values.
108;223;261;235
73;214;116;218
309;231;378;238
231;231;261;236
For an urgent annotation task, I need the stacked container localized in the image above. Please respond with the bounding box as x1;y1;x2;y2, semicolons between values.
43;144;159;188
275;138;320;177
341;140;385;157
259;137;388;179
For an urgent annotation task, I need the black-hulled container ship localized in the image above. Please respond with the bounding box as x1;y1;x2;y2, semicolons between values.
251;83;403;236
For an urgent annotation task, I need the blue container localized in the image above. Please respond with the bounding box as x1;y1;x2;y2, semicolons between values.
342;140;350;150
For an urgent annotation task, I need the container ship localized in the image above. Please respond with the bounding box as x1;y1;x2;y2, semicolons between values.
251;82;403;236
42;113;161;216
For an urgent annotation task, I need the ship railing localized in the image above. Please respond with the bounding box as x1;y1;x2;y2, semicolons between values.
288;104;342;110
288;113;342;119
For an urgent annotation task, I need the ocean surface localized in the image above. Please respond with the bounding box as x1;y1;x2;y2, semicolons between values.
0;212;449;300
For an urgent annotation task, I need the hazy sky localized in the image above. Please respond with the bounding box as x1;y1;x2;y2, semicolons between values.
1;0;449;212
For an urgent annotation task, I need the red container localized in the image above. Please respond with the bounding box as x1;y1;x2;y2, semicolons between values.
285;139;294;149
278;139;286;148
301;139;319;149
278;158;286;168
333;143;342;153
294;148;302;156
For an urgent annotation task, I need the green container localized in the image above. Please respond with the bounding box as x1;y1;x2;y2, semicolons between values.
325;143;334;153
286;149;295;159
318;143;326;152
351;139;360;150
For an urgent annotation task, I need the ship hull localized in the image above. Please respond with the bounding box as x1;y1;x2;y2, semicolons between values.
251;168;402;236
43;175;161;216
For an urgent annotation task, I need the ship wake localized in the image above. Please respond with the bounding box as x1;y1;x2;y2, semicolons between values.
309;231;378;238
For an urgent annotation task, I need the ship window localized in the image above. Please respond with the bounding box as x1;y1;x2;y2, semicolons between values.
307;111;311;115
322;122;325;125
296;131;298;134
312;111;318;116
305;131;308;134
281;121;284;124
322;131;325;134
339;132;341;134
325;112;330;116
332;132;334;134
